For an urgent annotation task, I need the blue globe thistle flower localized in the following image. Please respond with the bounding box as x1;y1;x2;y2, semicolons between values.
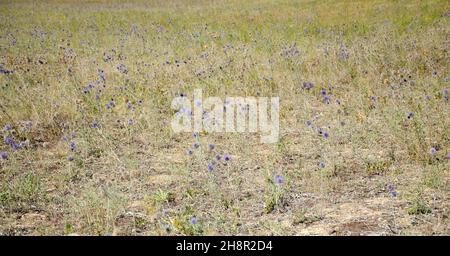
189;216;198;225
0;151;7;160
430;147;437;155
67;155;73;161
391;191;398;197
117;64;128;74
323;132;329;139
447;152;450;159
224;155;231;161
11;142;21;151
69;142;75;151
335;99;341;105
306;120;312;127
303;82;314;90
207;163;214;172
187;149;193;156
128;119;134;125
386;184;394;192
3;124;12;131
193;142;200;149
208;144;215;150
193;132;199;138
4;136;14;146
319;162;325;169
215;154;221;161
323;95;330;104
91;122;99;129
274;175;283;185
320;89;327;96
370;96;377;101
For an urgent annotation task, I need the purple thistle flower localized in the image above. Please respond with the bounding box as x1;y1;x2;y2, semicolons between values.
67;155;73;161
128;119;134;125
117;64;128;74
224;155;231;161
323;132;329;139
386;184;394;192
98;69;105;81
91;122;99;129
320;89;327;96
370;96;377;101
193;142;200;149
335;99;341;105
447;152;450;159
319;162;325;169
215;154;221;161
4;136;14;146
207;163;214;172
187;149;193;156
189;216;198;225
0;151;7;160
274;175;283;185
3;124;12;131
69;141;75;151
391;191;398;197
303;82;314;90
323;95;330;104
193;132;199;138
306;120;312;127
11;142;21;151
208;144;215;150
430;147;437;155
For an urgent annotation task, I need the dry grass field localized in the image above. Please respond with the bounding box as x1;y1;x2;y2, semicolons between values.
0;0;449;235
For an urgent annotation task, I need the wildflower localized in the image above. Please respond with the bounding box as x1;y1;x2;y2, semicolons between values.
91;122;99;129
224;155;231;161
391;191;398;197
306;120;312;127
444;88;448;101
4;136;14;145
187;149;193;156
106;99;115;109
189;216;198;225
128;119;134;125
320;89;327;96
11;142;21;151
3;124;12;131
274;175;283;185
207;163;214;172
319;162;325;169
0;151;7;160
335;99;341;105
303;82;314;90
447;152;450;159
193;132;199;138
98;69;105;81
208;144;215;150
69;142;75;151
386;184;394;192
370;96;377;101
117;64;128;74
67;155;73;161
215;154;221;161
323;95;330;104
430;147;437;155
193;142;200;149
323;132;329;139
